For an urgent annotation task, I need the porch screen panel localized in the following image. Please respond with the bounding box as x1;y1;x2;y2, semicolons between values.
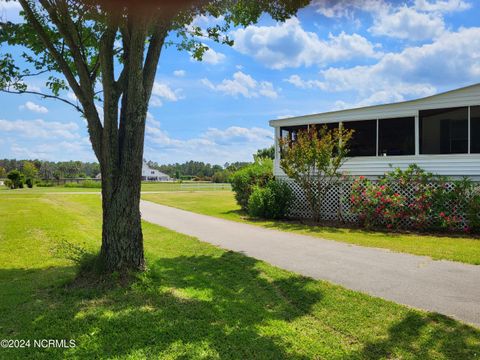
342;120;377;156
314;122;338;137
280;125;308;143
471;106;480;153
378;117;415;156
420;107;468;154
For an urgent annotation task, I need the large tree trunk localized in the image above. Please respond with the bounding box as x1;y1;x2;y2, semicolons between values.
99;157;145;271
98;97;147;271
97;18;151;272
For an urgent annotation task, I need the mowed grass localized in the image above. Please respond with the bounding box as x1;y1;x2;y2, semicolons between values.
0;181;230;193
142;191;480;265
1;193;479;359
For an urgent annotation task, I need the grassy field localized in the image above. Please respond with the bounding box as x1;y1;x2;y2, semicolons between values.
1;193;479;359
0;182;230;193
141;191;480;265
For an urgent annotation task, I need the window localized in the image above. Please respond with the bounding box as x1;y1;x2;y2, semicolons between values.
420;107;468;154
342;120;377;156
471;106;480;153
378;117;415;156
280;125;308;142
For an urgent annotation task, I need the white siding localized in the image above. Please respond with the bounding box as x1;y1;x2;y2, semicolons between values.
275;154;480;179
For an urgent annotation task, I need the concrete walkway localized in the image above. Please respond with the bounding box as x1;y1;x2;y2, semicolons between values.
140;200;480;327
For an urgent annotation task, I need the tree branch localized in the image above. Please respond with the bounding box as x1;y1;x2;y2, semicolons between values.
17;0;83;98
1;89;83;113
143;19;169;100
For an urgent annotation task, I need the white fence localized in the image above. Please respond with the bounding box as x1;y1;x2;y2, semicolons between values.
179;182;231;191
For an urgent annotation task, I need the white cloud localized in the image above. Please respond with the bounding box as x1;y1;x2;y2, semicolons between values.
369;6;445;41
0;118;80;139
152;82;181;101
173;70;186;77
332;87;435;110
203;126;273;143
190;14;225;28
0;0;20;10
284;74;325;90
199;47;226;65
201;71;278;99
19;101;49;114
286;27;480;109
67;92;78;101
313;0;469;18
10;137;94;161
0;1;23;25
149;97;163;107
150;82;184;107
232;17;380;69
414;0;471;12
314;0;470;42
313;0;389;18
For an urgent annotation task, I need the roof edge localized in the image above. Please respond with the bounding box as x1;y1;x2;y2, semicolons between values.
269;82;480;127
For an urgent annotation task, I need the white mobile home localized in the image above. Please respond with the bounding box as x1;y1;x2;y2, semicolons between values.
270;83;480;180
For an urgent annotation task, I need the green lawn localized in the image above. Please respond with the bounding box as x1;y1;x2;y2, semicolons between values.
141;191;480;265
0;182;230;193
1;193;478;358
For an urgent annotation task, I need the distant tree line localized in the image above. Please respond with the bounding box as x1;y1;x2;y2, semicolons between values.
0;159;100;179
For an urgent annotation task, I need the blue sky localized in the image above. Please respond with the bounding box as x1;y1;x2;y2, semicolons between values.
1;0;480;165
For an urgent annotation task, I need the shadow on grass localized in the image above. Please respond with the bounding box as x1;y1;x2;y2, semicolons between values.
357;312;479;359
258;218;399;239
0;252;478;359
221;209;405;238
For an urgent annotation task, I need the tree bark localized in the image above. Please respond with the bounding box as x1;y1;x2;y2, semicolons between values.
99;151;145;271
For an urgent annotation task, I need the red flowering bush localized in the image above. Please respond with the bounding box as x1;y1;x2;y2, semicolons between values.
351;177;406;229
350;165;478;232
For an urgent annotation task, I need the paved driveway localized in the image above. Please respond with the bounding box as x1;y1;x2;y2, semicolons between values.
140;200;480;327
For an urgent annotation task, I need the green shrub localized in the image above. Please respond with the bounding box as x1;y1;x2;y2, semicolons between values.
4;179;13;189
230;158;273;211
25;178;34;188
37;181;55;187
64;180;101;189
7;170;25;189
248;180;292;219
465;189;480;233
212;170;231;183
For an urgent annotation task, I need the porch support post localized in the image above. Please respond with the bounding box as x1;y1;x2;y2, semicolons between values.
415;113;420;156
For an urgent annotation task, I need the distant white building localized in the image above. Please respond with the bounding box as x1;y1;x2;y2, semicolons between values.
95;160;173;182
141;160;172;182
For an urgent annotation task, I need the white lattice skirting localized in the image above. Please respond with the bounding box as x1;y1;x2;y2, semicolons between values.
276;176;477;229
